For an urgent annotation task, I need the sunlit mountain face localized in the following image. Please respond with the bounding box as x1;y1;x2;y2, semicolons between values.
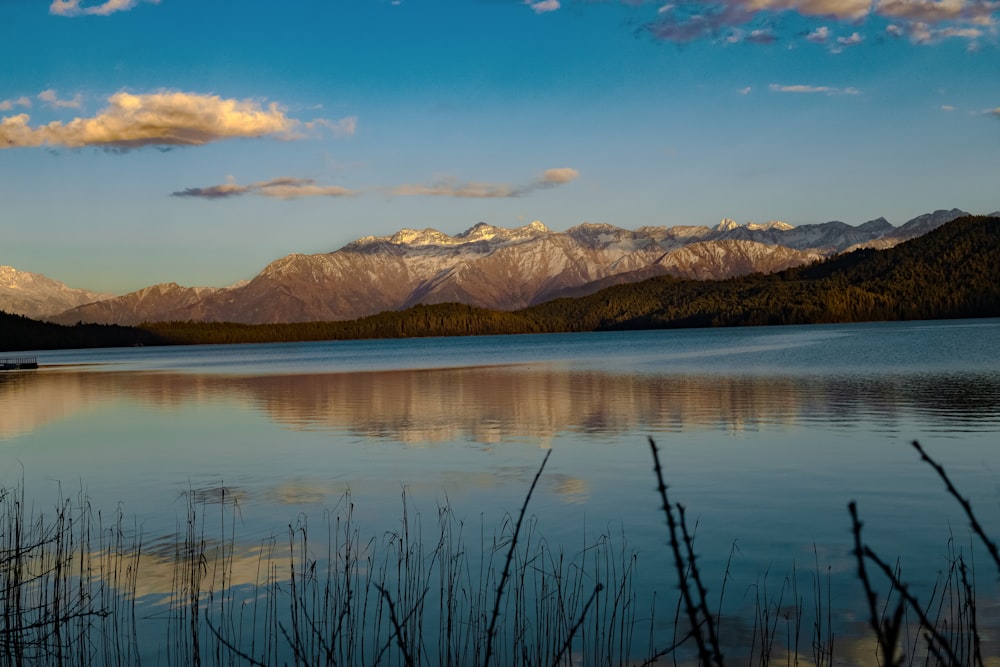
23;209;967;326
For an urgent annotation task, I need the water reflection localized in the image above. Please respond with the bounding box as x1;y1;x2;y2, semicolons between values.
4;366;999;442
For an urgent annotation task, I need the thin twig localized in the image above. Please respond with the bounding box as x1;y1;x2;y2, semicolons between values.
482;449;551;667
375;584;417;667
861;545;963;666
550;583;604;666
649;437;717;667
912;440;1000;575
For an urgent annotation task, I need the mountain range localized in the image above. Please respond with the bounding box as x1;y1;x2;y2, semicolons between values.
0;209;973;325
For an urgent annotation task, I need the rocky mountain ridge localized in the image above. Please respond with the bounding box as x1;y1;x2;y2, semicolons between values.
0;265;113;320
22;208;970;326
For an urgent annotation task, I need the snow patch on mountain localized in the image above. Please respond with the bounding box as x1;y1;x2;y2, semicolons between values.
0;266;113;319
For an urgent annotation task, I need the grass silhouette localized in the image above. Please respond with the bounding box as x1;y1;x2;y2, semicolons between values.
0;439;995;665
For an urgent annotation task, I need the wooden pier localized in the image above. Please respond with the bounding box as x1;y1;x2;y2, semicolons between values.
0;356;38;371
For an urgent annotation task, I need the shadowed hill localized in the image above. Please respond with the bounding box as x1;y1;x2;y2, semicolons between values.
0;311;168;353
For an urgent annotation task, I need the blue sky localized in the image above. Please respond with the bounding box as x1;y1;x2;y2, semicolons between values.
2;0;998;294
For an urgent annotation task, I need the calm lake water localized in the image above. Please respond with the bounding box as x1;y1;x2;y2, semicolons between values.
3;318;1000;662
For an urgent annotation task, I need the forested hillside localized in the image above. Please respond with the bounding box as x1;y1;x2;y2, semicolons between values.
3;215;997;351
0;311;167;352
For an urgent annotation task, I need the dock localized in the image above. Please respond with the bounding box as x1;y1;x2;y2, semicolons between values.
0;356;38;371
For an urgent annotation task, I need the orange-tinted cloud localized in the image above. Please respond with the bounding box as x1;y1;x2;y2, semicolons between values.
1;91;310;150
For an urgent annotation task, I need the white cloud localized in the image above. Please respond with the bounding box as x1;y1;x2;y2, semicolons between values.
172;176;357;200
528;0;561;13
837;31;864;45
807;25;831;41
738;86;753;94
0;91;347;151
769;83;861;94
746;28;778;41
49;0;158;16
941;104;956;110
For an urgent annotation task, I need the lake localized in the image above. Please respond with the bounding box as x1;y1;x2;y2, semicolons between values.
3;318;1000;665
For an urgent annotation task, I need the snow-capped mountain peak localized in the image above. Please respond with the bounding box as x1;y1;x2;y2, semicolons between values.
351;220;551;250
0;266;113;319
746;221;793;231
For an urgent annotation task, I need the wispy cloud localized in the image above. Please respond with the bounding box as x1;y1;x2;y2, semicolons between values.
304;116;358;139
174;168;579;201
982;107;1000;117
0;91;345;151
904;21;986;42
172;177;357;200
641;0;995;45
49;0;158;17
769;83;862;95
392;167;579;198
38;89;83;109
391;182;519;198
0;97;31;112
645;3;754;43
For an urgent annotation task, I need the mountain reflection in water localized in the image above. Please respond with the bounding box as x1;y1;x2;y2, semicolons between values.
4;366;999;442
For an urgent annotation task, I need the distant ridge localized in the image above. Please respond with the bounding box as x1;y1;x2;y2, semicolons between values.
3;214;998;350
22;208;973;326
